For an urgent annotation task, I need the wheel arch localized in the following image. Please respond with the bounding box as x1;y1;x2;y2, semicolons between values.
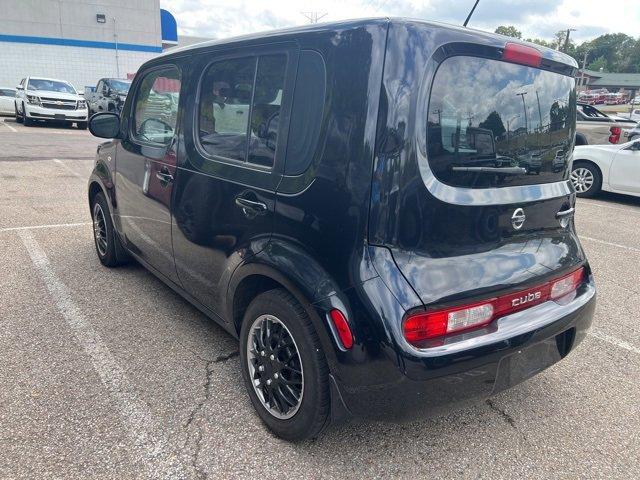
226;243;348;371
575;132;588;146
572;158;604;179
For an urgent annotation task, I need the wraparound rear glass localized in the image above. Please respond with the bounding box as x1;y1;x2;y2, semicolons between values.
427;56;576;188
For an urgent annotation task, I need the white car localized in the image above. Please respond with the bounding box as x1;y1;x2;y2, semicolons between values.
15;76;88;129
571;139;640;198
0;87;16;115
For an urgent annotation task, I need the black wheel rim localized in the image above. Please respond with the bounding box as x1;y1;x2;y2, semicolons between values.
247;314;304;419
92;202;108;257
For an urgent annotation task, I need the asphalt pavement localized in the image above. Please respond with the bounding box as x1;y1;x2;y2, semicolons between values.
1;116;639;479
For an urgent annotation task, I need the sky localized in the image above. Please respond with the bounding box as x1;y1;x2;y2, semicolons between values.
160;0;640;43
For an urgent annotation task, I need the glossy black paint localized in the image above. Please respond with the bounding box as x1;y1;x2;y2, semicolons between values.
88;18;594;423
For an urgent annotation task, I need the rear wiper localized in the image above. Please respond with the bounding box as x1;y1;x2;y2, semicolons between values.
451;166;527;175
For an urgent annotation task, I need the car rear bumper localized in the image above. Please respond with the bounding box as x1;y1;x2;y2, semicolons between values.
334;277;596;421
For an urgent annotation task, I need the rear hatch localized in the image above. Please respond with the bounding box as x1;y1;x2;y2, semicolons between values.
374;36;586;314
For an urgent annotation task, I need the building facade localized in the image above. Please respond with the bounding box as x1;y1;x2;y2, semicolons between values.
0;0;177;91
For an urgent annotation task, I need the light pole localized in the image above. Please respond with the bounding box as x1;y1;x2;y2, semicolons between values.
113;17;120;78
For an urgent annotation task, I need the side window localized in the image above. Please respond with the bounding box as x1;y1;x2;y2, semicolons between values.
132;67;181;145
197;53;287;167
97;80;104;93
284;50;326;175
248;54;286;167
199;57;256;162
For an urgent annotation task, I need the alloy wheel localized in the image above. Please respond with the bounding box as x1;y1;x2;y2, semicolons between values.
570;167;594;193
246;314;304;419
92;202;108;257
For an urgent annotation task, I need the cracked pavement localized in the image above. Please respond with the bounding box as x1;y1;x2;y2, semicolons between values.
1;119;639;478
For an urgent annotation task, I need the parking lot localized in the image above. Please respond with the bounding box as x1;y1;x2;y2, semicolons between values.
1;116;639;479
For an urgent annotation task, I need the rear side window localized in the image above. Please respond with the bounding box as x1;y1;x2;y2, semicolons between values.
284;50;326;175
133;67;181;145
198;54;287;168
427;56;576;188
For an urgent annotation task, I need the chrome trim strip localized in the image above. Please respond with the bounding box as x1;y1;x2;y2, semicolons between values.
416;155;573;206
405;280;595;357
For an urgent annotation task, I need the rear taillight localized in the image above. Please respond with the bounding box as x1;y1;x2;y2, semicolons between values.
609;126;621;144
329;309;353;349
502;42;542;68
403;267;585;348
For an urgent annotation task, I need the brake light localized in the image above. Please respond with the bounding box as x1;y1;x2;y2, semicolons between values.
609;126;621;144
329;309;353;349
502;42;542;68
403;267;585;347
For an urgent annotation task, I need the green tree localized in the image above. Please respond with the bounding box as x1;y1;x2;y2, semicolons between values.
495;25;522;39
587;55;608;72
479;111;506;139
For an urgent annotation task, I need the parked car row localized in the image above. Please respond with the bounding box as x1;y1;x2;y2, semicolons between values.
1;76;132;129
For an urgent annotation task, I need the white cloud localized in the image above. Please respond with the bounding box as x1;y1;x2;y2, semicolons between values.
161;0;640;42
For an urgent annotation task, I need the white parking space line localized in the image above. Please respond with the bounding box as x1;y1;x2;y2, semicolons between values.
580;235;640;254
17;230;190;479
0;222;91;233
1;118;17;132
53;158;84;179
590;329;640;355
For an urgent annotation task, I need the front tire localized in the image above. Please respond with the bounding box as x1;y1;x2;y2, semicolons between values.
77;122;87;130
240;289;330;441
14;103;23;123
91;192;129;267
571;161;602;198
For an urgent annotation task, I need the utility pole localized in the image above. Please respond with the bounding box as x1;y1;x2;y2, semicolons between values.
516;92;528;133
563;28;576;52
113;17;120;78
301;12;327;24
579;51;588;92
535;90;543;131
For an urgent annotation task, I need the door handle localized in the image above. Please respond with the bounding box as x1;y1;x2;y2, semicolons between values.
235;196;267;211
155;167;174;185
556;207;575;218
235;195;267;217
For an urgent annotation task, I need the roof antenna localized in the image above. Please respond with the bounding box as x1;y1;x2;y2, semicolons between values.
463;0;480;27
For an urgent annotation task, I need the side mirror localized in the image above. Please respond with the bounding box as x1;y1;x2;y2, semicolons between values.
631;141;640;151
89;112;121;139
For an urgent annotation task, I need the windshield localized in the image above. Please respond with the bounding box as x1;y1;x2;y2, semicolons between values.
27;79;76;94
427;56;576;188
109;80;131;94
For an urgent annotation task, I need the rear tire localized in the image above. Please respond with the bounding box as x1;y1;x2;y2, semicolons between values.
240;289;330;441
91;192;129;267
77;122;87;130
571;161;602;198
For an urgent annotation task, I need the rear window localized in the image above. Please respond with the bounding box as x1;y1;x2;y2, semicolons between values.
427;56;576;188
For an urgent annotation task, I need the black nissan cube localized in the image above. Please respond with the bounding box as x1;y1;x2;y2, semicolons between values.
87;18;596;441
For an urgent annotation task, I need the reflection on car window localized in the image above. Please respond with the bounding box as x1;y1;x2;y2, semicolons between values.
133;67;181;145
27;79;76;94
198;54;286;167
427;56;576;188
248;55;286;167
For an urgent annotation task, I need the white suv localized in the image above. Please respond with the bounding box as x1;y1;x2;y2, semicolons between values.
15;77;88;129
